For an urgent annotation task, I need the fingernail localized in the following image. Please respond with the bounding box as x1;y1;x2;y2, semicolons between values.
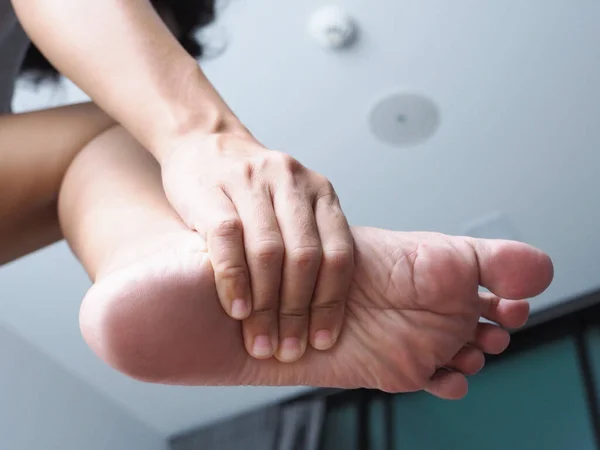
231;299;248;319
279;338;302;362
252;335;273;359
313;330;333;350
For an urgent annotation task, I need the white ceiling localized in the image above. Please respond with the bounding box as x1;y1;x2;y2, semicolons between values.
2;0;600;437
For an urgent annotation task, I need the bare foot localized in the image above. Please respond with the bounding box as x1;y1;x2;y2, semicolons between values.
79;225;552;400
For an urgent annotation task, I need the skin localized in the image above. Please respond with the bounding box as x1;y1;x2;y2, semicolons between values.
0;103;114;265
11;0;355;362
58;127;554;399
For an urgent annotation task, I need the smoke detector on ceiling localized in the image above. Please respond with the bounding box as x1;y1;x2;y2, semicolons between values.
308;5;357;49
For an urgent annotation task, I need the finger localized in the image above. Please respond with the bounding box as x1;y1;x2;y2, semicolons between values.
309;186;354;351
425;370;468;400
479;291;530;329
472;322;510;355
467;238;554;300
235;184;284;360
446;346;485;376
202;189;252;322
272;186;322;363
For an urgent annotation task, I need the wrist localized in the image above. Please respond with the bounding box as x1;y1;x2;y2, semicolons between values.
147;63;250;163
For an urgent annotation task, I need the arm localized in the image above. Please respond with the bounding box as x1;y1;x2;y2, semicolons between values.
11;0;242;160
14;0;355;362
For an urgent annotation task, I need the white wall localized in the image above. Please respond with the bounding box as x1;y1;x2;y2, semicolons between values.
0;324;167;450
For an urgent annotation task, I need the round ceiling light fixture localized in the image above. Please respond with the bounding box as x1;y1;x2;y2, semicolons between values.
196;23;229;60
368;91;440;147
308;5;357;49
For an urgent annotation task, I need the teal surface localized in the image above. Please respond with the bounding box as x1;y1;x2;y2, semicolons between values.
392;337;596;450
368;397;387;450
585;326;600;409
319;402;358;450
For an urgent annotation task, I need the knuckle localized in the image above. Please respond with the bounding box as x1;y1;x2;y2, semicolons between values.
253;240;285;265
288;245;322;269
263;153;305;183
316;177;339;205
251;303;279;315
317;178;336;196
249;153;306;188
279;306;310;318
211;217;243;238
311;295;344;309
275;152;302;172
215;263;247;280
315;182;340;206
232;161;254;182
322;246;354;273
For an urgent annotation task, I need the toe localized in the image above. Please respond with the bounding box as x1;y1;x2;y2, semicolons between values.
469;239;554;300
447;346;486;375
479;292;530;329
425;370;468;400
473;323;510;355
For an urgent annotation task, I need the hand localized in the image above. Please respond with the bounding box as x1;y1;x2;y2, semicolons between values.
159;131;355;363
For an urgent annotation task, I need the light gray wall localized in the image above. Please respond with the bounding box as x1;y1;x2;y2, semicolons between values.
0;324;167;450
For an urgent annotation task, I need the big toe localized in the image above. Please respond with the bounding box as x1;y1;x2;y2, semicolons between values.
470;239;554;300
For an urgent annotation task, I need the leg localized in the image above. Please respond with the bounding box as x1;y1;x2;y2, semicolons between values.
59;127;553;399
0;103;114;265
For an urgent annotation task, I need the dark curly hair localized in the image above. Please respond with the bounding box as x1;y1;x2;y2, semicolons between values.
19;0;217;83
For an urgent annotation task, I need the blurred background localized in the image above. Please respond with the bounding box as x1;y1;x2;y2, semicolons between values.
2;0;600;448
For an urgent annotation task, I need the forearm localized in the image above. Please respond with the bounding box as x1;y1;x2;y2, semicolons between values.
12;0;244;161
0;103;115;264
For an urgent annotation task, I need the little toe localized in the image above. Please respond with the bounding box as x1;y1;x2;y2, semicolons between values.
425;370;468;400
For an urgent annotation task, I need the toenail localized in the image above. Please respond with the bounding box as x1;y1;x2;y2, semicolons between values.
279;338;302;362
313;330;333;350
231;299;248;319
